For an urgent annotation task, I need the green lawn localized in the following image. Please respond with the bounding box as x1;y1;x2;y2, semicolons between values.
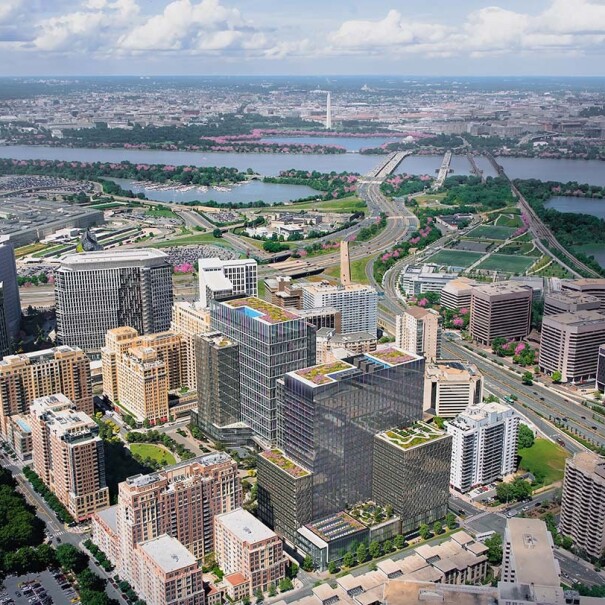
262;196;366;214
323;256;371;284
145;206;179;219
494;213;524;228
425;249;483;268
467;225;517;240
257;279;266;298
130;443;176;466
148;233;234;249
476;254;538;274
518;438;570;486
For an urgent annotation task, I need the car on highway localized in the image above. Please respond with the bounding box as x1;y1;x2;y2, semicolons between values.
592;425;598;430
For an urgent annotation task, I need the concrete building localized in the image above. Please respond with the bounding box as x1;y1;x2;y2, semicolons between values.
171;302;211;389
30;394;109;521
448;402;519;493
562;278;605;311
560;452;605;560
544;291;601;316
55;249;173;351
199;258;257;308
399;264;459;297
215;508;286;596
91;453;242;584
192;331;251;446
300;281;378;336
424;361;483;417
372;422;452;534
263;276;303;309
0;284;10;357
0;235;21;339
499;518;564;605
211;296;316;445
539;311;605;383
395;307;442;361
294;307;342;333
597;344;605;392
439;277;476;311
6;414;33;461
470;283;532;345
0;346;92;437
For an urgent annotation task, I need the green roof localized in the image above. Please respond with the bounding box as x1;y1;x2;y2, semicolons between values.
381;421;447;450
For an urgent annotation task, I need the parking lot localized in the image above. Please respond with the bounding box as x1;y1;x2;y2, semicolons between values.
3;570;79;605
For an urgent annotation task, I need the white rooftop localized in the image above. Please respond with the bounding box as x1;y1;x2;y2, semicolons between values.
217;508;277;543
139;534;197;573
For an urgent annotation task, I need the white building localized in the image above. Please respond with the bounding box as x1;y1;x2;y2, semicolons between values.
399;264;459;297
424;361;483;417
301;281;377;336
198;258;258;308
395;307;442;362
447;402;519;493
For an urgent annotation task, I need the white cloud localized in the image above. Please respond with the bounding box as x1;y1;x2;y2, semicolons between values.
0;0;22;24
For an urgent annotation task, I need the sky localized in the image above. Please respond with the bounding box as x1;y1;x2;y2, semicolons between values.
2;0;605;76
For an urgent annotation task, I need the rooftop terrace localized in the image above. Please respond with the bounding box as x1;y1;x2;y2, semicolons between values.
365;347;418;367
380;421;447;450
225;296;299;324
261;450;310;478
294;360;354;386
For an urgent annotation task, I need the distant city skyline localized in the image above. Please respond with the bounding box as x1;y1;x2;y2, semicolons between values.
2;0;605;76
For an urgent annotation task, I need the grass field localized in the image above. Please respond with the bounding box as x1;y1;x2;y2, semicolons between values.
425;249;483;268
14;242;49;258
518;438;569;486
467;225;517;240
494;213;524;228
145;206;179;219
262;196;366;214
323;256;371;284
148;233;234;249
130;443;176;466
476;254;538;274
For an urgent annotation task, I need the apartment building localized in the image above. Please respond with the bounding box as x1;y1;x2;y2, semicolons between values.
210;296;316;445
447;402;519;493
439;277;476;311
538;310;605;383
199;258;257;308
263;276;303;309
91;453;242;584
215;508;286;596
395;307;442;361
561;278;605;311
300;281;378;336
560;452;605;560
0;345;92;436
30;394;109;521
55;249;173;351
543;291;601;315
470;283;532;345
424;361;483;417
0;235;21;339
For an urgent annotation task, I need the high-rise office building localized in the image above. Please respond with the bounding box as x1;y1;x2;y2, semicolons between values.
171;302;210;389
424;361;483;417
91;453;241;583
395;307;442;361
0;236;21;339
0;284;10;357
543;291;601;315
439;277;476;311
0;345;92;437
210;296;315;445
301;281;378;336
192;331;251;446
215;508;286;597
30;394;109;521
258;348;425;542
470;283;532;345
561;278;605;311
448;402;519;493
55;249;173;351
597;344;605;392
538;310;605;383
372;422;452;534
560;451;605;560
199;258;258;308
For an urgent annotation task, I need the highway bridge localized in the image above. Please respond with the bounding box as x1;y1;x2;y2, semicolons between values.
466;151;485;182
433;150;453;189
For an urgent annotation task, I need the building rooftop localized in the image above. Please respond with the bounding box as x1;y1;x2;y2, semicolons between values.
95;505;118;534
59;248;167;267
568;451;605;483
294;360;355;386
301;281;376;295
546;291;601;305
199;257;256;269
223;296;300;324
330;331;375;344
543;310;605;327
364;347;419;367
441;277;477;293
472;282;533;296
139;534;197;573
216;508;277;544
449;401;515;430
260;450;310;478
305;512;366;543
425;360;481;382
378;421;448;450
201;331;236;349
562;278;605;288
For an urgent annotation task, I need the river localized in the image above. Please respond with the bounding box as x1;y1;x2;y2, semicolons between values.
260;136;402;152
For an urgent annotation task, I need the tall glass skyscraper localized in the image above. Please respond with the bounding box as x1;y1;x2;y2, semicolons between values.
210;297;316;445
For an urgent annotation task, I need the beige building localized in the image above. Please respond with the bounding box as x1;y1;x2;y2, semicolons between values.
171;302;211;389
538;310;605;383
424;361;483;417
544;291;601;316
440;277;476;311
470;283;532;345
562;278;605;311
0;345;92;437
30;394;109;521
263;276;303;309
560;452;605;560
215;508;286;596
395;307;442;361
6;414;33;461
91;453;242;585
134;535;205;605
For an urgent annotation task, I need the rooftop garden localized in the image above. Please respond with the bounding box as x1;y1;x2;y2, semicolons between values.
348;501;396;527
367;348;416;366
262;449;310;478
309;511;366;541
295;361;352;385
226;297;299;324
383;421;445;450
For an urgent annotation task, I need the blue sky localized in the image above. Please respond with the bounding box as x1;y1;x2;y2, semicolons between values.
1;0;605;76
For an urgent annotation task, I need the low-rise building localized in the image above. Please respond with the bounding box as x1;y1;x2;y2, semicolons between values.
424;361;483;417
399;264;459;297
